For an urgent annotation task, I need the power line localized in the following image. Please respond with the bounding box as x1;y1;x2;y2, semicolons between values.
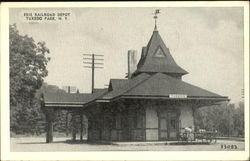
83;54;104;57
241;88;244;99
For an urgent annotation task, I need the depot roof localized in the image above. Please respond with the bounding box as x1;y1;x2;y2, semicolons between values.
99;72;228;102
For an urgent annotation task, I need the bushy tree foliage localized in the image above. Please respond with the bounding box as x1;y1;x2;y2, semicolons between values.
195;102;244;137
10;24;50;135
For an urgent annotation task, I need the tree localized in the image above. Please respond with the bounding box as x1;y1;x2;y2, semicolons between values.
9;24;50;134
233;102;244;136
195;102;244;137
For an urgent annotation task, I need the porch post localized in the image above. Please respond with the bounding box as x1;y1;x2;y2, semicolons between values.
80;113;83;141
65;112;69;136
72;113;77;141
45;109;54;143
142;105;146;141
192;106;197;132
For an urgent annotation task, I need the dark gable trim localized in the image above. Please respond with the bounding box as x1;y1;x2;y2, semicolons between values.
45;103;84;107
96;95;229;103
45;102;86;104
121;95;229;101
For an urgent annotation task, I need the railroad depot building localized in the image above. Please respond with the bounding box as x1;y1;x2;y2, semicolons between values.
42;25;228;142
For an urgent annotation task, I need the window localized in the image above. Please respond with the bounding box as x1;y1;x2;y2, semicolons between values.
136;111;143;128
116;113;121;129
170;119;176;129
111;114;116;129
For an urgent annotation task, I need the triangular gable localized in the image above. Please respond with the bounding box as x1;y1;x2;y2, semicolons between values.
135;31;188;75
153;46;166;58
109;79;128;91
102;73;151;99
144;31;175;64
124;73;222;97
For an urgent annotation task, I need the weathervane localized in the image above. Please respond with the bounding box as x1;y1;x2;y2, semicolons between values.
153;9;160;31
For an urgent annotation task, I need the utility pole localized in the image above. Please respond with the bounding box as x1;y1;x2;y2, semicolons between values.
83;54;104;93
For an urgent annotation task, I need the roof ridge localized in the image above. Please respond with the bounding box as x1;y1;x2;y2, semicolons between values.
44;92;92;95
155;73;222;96
94;88;108;89
123;73;154;95
101;73;151;100
110;78;127;80
123;72;224;98
178;79;221;97
116;73;151;95
83;89;110;106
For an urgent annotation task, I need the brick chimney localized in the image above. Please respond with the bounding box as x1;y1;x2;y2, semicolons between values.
128;50;137;79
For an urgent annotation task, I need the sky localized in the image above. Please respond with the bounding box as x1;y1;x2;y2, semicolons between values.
9;7;244;103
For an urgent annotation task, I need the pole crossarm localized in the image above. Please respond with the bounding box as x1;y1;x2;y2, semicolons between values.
83;58;93;60
83;66;104;69
93;62;104;65
83;58;104;61
83;66;92;68
83;62;92;64
93;54;104;56
83;53;104;93
83;54;103;56
83;62;104;65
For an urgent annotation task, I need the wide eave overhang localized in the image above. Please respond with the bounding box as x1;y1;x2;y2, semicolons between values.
43;94;229;110
97;95;229;102
44;102;85;110
42;89;108;110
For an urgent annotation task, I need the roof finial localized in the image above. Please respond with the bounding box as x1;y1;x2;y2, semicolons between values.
153;9;160;31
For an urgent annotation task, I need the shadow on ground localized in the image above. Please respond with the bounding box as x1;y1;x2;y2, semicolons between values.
18;139;112;145
18;140;67;144
65;140;113;145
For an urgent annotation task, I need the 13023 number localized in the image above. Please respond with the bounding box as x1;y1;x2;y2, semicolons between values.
221;144;237;149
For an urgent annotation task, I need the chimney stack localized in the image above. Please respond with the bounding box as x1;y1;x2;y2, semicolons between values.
128;50;137;79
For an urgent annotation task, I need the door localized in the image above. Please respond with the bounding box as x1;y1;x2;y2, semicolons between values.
159;117;168;140
159;110;179;140
159;110;168;140
167;112;178;140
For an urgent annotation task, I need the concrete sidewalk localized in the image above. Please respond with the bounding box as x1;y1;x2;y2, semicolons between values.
96;140;211;146
216;137;244;142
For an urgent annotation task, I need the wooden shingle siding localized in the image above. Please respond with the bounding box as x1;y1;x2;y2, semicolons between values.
87;101;147;141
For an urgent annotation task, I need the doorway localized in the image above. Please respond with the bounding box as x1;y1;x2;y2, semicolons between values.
159;110;179;140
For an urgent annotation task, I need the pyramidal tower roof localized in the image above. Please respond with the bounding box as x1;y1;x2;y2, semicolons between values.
134;28;188;77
